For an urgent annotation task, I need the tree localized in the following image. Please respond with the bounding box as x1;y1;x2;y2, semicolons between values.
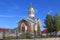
53;13;60;36
44;14;54;37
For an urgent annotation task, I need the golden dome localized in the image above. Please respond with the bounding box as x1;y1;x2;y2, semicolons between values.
28;5;34;14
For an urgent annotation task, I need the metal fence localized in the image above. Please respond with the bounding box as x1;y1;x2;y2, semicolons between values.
0;32;60;40
0;29;60;40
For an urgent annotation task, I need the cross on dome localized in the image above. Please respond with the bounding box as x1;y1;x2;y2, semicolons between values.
28;4;34;14
28;4;35;18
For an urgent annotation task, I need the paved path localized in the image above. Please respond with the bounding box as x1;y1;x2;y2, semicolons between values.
0;38;60;40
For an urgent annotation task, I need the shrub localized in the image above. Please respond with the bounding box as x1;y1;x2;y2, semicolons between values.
5;36;16;39
19;33;33;39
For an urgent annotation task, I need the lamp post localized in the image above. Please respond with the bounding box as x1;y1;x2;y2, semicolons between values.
3;28;5;40
16;29;18;39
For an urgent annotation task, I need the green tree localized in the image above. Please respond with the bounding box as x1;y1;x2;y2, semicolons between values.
44;14;53;37
53;13;60;36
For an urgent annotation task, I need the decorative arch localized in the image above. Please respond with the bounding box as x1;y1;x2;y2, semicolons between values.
18;19;30;33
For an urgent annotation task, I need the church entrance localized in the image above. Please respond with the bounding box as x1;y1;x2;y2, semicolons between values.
22;27;25;32
20;20;29;33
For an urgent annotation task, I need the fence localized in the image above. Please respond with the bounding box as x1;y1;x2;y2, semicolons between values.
0;29;60;40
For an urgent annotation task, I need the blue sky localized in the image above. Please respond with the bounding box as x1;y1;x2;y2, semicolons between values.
0;0;60;30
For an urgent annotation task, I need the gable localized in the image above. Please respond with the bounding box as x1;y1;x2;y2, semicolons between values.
18;18;35;24
18;19;28;25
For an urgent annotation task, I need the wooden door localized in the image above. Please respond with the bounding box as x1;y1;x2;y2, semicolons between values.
22;27;25;32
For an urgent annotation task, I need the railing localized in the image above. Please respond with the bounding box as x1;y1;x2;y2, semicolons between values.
0;29;60;40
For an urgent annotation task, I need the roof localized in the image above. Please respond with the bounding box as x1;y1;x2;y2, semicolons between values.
41;29;47;34
0;28;10;33
18;17;38;24
0;28;3;32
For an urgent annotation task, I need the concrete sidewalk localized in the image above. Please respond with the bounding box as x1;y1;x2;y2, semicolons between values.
0;38;60;40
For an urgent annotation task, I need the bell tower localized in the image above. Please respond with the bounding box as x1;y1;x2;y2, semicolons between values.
28;5;35;18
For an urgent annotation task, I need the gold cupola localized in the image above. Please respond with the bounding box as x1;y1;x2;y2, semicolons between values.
28;5;35;18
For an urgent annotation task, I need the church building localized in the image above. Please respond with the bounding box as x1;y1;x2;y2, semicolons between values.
18;5;41;35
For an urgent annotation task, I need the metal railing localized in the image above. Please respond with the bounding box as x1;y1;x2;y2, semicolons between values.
0;29;60;40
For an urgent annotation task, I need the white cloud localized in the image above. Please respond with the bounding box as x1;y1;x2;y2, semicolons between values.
35;9;39;14
0;15;16;18
0;15;27;18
